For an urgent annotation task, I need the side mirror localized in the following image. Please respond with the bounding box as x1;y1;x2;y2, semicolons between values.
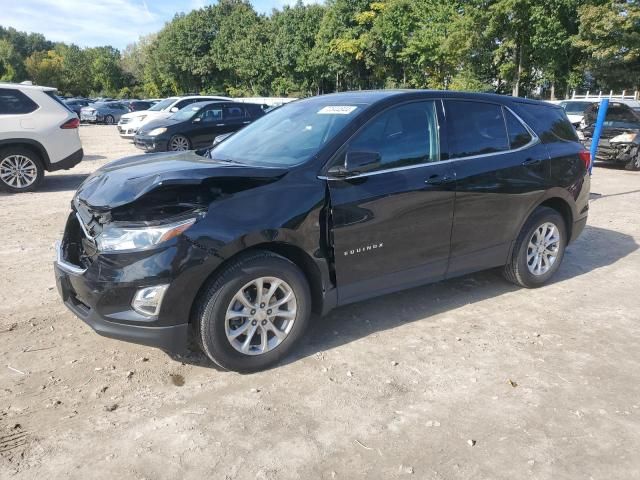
170;107;179;113
193;117;201;123
328;150;381;177
212;132;232;146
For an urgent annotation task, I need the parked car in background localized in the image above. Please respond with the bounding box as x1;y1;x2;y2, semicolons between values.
580;101;640;170
134;101;263;152
127;100;156;112
80;101;129;124
117;95;231;138
64;98;92;117
0;82;83;192
55;90;589;371
558;100;596;127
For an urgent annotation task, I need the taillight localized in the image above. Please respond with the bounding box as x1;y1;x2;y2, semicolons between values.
578;150;591;170
60;118;80;129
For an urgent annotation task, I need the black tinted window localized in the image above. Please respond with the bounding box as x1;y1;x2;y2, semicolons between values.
224;105;246;121
0;88;39;114
199;107;223;123
348;101;439;170
174;99;197;109
446;101;508;158
504;109;532;149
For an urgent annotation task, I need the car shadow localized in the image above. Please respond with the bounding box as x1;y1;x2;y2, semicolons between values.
39;173;89;192
173;225;638;371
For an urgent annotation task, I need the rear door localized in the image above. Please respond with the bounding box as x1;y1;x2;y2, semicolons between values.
328;100;456;304
444;100;549;277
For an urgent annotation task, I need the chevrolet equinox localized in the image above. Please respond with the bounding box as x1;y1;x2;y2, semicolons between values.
54;91;590;372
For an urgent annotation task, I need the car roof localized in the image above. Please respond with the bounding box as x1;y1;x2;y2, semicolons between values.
0;82;56;92
300;89;556;108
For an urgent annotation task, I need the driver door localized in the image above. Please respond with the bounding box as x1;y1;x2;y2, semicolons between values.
327;100;456;304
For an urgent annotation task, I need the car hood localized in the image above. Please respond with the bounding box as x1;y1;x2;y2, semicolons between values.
74;151;287;211
138;117;182;134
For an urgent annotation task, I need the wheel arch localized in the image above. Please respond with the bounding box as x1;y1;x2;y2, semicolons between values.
188;241;331;326
0;139;51;170
507;193;576;261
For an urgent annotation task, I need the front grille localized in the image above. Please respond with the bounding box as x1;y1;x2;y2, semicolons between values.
62;213;94;270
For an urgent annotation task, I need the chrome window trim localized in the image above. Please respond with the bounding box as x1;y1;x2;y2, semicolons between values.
55;241;87;275
319;101;540;180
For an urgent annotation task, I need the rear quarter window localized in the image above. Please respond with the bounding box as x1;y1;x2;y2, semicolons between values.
517;104;579;143
0;88;39;114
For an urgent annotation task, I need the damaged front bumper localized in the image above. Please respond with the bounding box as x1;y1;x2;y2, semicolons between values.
53;213;211;354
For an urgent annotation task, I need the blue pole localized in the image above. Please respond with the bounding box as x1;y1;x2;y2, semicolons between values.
589;98;609;174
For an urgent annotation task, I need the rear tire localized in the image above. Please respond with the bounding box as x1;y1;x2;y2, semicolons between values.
0;147;44;193
104;115;115;125
503;207;567;288
194;251;311;373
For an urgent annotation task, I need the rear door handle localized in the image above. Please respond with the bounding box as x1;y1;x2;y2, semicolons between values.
425;173;455;185
522;158;542;166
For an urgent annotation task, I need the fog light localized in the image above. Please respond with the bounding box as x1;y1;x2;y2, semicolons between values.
132;285;169;317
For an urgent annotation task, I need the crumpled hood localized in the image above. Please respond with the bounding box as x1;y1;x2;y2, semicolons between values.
74;151;287;211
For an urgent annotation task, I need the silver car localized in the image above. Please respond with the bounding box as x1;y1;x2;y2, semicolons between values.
80;102;129;124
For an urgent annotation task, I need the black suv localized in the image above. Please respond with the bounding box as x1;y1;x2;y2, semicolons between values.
54;90;590;372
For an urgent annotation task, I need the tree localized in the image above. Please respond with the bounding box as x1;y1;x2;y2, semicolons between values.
575;0;640;90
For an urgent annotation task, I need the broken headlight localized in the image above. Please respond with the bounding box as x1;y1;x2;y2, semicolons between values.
610;132;639;144
96;217;196;252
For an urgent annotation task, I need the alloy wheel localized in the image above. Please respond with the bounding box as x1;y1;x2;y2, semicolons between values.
225;277;297;356
169;136;190;151
527;222;560;276
0;155;38;189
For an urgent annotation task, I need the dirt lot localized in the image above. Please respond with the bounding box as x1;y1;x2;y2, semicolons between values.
1;125;639;479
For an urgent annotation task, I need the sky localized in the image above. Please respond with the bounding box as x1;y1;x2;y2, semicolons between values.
1;0;314;50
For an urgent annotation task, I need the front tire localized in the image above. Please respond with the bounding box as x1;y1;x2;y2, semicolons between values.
195;251;311;372
0;147;44;193
503;207;567;288
168;135;191;151
104;115;115;125
625;146;640;171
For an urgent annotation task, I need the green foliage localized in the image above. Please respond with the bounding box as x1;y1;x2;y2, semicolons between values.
0;0;638;98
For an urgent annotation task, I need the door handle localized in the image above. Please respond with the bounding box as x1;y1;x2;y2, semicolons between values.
243;121;251;124
425;173;455;185
522;158;542;166
216;123;225;127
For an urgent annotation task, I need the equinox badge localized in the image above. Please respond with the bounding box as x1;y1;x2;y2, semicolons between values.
344;242;384;256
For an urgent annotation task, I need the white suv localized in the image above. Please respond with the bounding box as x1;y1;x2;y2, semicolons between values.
0;82;83;192
117;95;232;138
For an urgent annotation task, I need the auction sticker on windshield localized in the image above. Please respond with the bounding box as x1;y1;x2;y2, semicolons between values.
318;106;358;115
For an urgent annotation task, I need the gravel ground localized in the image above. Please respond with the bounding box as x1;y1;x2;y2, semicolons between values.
1;125;639;479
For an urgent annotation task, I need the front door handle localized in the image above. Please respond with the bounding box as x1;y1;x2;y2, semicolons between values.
425;173;455;185
216;123;225;127
522;158;542;167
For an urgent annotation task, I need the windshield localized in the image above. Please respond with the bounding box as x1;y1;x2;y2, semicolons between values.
210;100;362;166
148;98;175;112
170;105;202;121
559;101;593;115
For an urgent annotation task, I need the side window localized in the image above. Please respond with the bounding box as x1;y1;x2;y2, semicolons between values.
504;109;532;149
199;107;223;123
0;88;39;115
223;105;246;122
174;99;195;110
347;101;439;170
445;100;508;158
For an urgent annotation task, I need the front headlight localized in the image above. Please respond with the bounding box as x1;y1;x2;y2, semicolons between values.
148;127;167;136
96;217;196;252
610;132;638;144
